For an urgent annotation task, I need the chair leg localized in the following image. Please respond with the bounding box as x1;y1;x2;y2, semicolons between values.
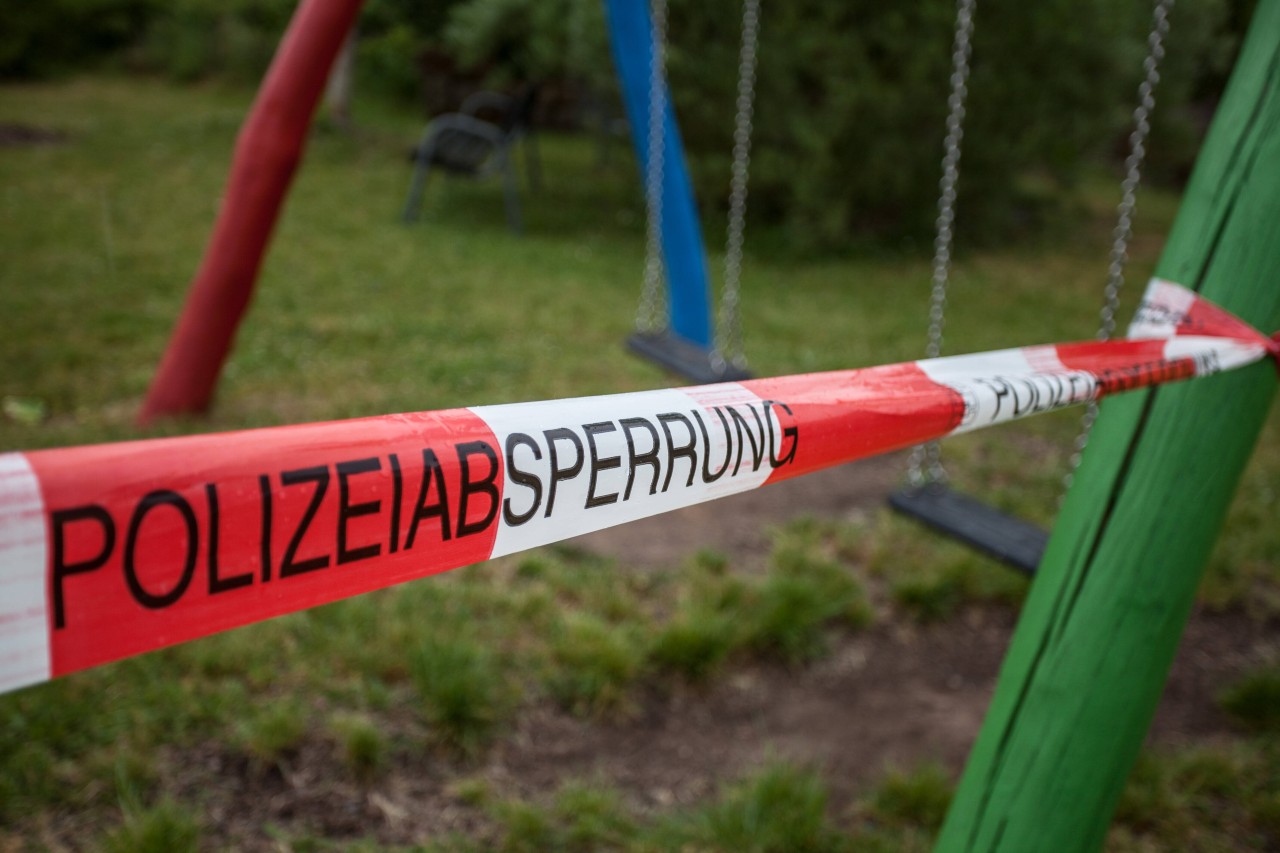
501;150;523;234
523;132;542;193
402;141;436;223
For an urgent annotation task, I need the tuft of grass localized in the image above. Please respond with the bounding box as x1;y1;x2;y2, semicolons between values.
865;763;954;831
539;549;646;624
515;554;552;580
686;558;750;615
1109;741;1280;850
892;573;967;623
496;800;556;853
104;778;201;853
234;698;308;766
650;608;737;681
665;762;840;853
692;549;730;574
864;512;1030;622
411;635;511;755
1218;667;1280;732
418;834;487;853
447;775;492;807
330;712;387;781
553;782;637;851
484;762;956;853
744;543;871;662
545;612;645;715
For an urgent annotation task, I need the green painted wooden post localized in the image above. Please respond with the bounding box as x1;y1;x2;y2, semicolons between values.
935;3;1280;851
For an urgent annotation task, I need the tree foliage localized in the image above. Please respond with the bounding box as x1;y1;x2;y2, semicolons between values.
0;0;152;78
131;0;297;83
661;0;1238;246
441;0;1244;245
0;0;1254;246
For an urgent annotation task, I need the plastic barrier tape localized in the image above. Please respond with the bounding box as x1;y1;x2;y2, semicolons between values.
1;280;1275;694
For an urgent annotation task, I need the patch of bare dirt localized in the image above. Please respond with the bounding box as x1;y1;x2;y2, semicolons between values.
162;455;1276;849
0;122;68;147
492;609;1014;813
171;605;1274;849
572;456;902;572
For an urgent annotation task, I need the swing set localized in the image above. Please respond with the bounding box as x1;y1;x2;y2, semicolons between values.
29;0;1280;848
891;0;1173;574
609;0;757;384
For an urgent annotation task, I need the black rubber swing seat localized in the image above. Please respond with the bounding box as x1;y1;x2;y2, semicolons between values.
888;484;1047;575
627;330;752;384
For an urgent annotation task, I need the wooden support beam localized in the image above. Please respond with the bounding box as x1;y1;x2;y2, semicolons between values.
935;2;1280;849
935;2;1280;850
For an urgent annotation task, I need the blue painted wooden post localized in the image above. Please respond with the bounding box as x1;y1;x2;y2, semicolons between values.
603;0;714;349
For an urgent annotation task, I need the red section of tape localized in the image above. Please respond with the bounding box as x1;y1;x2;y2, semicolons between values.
1053;339;1198;396
1179;292;1273;345
745;362;966;484
30;409;501;677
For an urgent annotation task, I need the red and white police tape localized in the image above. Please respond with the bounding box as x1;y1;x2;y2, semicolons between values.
2;279;1277;694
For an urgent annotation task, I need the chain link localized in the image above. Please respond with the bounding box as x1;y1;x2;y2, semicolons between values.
712;0;760;374
636;0;669;334
1062;0;1172;494
907;0;976;488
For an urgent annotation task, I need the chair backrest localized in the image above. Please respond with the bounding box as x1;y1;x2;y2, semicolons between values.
501;85;539;136
458;85;539;139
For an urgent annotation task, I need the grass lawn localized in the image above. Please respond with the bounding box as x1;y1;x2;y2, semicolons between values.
1;76;1277;851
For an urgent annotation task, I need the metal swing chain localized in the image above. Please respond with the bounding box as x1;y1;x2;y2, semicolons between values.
907;0;977;488
1062;0;1173;494
636;0;670;335
712;0;761;374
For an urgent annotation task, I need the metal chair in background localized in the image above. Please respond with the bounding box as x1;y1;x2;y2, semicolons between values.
402;86;540;233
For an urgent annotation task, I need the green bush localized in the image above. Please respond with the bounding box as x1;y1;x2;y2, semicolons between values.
130;0;295;83
443;0;612;89
666;0;1240;247
358;0;472;102
0;0;155;78
441;0;1246;245
3;0;1251;247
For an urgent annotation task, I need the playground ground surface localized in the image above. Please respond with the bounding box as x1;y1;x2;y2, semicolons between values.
1;77;1278;851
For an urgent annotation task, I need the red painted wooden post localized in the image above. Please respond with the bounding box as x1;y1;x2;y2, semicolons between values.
140;0;366;423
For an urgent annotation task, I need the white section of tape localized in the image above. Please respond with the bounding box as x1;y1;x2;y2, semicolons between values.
918;348;1094;434
917;346;1037;385
1022;345;1069;373
0;453;50;694
1164;336;1269;376
948;370;1098;435
473;384;776;559
1129;277;1196;339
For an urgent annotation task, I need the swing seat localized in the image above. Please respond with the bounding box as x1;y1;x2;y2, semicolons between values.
627;330;751;384
889;484;1046;574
